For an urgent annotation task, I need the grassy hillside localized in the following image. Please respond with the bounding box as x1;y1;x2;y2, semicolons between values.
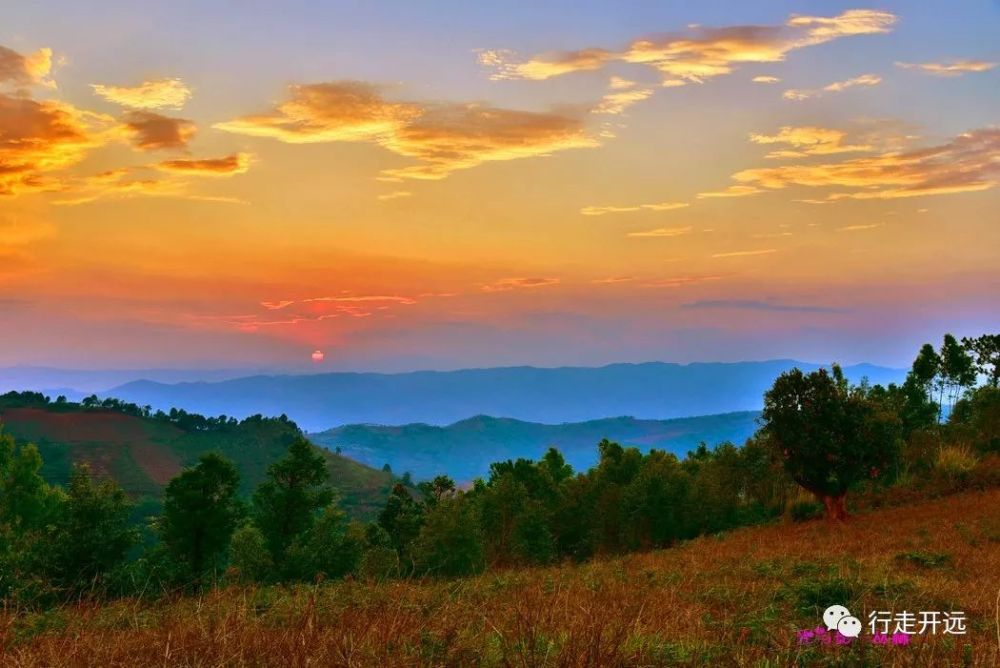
311;411;760;481
4;489;997;666
0;402;397;519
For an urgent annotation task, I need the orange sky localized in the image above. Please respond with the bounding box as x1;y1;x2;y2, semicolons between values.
1;3;998;370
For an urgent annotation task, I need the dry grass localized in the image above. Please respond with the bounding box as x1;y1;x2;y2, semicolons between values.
3;489;999;667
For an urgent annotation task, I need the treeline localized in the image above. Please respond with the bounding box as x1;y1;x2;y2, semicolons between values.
1;334;997;604
0;391;297;434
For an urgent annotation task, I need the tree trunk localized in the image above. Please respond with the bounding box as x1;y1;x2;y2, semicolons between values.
821;493;849;522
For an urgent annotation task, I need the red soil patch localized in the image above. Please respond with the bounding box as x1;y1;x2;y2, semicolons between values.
0;407;183;484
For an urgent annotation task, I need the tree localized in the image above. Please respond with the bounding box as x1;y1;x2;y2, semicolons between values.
228;523;273;583
413;495;485;576
377;483;424;570
416;475;456;508
761;365;901;521
286;505;363;581
44;464;138;592
252;436;334;565
160;453;242;583
937;334;976;421
962;334;1000;387
0;432;55;532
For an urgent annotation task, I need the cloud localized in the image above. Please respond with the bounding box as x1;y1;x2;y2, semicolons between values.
591;275;636;284
711;248;778;258
783;73;881;100
837;223;883;231
581;201;688;216
52;168;246;206
642;275;724;288
377;190;412;201
0;45;54;88
749;126;872;158
752;75;780;84
216;81;596;180
0;93;110;196
729;127;1000;200
896;59;997;77
627;225;693;238
593;78;654;114
681;299;846;313
91;78;192;109
696;185;763;198
123;111;196;151
481;277;560;292
156;153;250;176
480;10;895;85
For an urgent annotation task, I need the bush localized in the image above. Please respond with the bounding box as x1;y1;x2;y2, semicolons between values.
789;500;823;522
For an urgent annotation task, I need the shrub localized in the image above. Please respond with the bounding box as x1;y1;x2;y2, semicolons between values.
789;500;824;522
934;445;978;479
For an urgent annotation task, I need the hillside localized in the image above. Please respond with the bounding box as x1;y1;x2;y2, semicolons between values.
0;401;398;519
104;360;905;431
6;489;998;666
311;412;760;481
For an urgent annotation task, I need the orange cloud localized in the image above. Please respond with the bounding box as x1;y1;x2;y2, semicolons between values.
627;226;693;238
711;248;778;258
91;78;192;109
752;75;780;84
0;45;54;88
730;127;1000;200
481;10;895;85
377;190;412;201
696;185;763;198
216;81;596;180
593;78;654;114
0;93;109;196
749;126;872;158
896;59;997;77
581;201;688;216
642;275;724;288
123;111;196;150
481;277;560;292
783;73;881;101
156;153;250;176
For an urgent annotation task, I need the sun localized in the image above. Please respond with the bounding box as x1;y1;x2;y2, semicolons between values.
311;350;325;362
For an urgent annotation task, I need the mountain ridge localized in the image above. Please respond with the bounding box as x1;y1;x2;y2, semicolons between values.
103;360;905;432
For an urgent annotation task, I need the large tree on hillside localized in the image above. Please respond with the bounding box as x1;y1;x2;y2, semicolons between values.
252;436;334;565
761;365;900;521
160;453;243;582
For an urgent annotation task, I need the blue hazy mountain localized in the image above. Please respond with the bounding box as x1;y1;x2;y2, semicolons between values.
105;360;905;432
310;412;762;482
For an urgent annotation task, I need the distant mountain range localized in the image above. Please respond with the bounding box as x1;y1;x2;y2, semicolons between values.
101;360;906;432
310;412;762;482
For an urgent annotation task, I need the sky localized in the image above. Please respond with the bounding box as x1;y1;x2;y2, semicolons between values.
0;1;997;372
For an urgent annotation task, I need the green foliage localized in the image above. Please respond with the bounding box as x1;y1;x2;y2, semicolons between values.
285;506;364;581
377;483;424;570
252;436;334;566
789;500;824;522
761;365;902;517
42;464;138;592
159;453;243;583
413;495;485;576
895;550;952;569
228;524;273;583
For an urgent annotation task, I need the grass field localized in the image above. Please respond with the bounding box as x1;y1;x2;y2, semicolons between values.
3;489;998;666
